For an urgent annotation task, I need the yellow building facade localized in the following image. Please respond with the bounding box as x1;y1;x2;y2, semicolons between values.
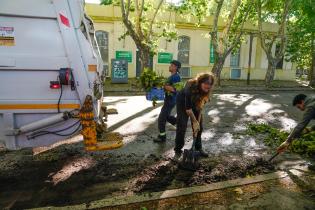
85;3;295;80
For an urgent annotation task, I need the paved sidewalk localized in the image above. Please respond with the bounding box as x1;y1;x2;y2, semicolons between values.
104;79;313;95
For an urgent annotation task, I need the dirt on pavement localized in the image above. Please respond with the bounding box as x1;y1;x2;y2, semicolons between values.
0;141;277;210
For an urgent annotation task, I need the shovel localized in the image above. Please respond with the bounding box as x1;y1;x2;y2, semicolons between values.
179;134;200;171
268;144;288;162
178;114;201;171
268;152;280;162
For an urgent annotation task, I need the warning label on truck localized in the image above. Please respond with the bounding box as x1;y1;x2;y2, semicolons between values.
0;26;15;46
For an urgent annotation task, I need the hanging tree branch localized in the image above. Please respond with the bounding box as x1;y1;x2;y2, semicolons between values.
211;0;224;55
276;0;291;59
225;3;252;57
148;0;164;39
223;0;241;40
125;0;131;19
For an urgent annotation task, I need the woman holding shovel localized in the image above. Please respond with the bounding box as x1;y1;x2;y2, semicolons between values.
174;73;215;158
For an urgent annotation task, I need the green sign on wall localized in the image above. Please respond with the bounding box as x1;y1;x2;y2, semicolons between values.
116;51;132;63
210;43;215;64
158;52;173;63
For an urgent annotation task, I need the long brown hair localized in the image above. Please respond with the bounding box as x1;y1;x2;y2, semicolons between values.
187;73;215;110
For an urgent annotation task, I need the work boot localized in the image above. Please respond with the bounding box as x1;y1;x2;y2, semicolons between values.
174;149;182;156
197;149;209;158
154;134;166;143
172;149;183;162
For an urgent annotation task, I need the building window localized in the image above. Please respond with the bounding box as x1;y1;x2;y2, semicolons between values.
275;44;284;69
95;30;109;75
230;48;240;67
177;36;190;64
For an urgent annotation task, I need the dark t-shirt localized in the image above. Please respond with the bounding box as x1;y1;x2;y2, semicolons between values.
177;83;196;111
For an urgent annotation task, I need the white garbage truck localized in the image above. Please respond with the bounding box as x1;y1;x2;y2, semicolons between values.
0;0;122;151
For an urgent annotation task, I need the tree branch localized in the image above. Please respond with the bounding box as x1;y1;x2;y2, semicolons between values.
120;0;141;47
212;0;224;56
256;0;269;55
126;0;131;18
139;0;144;19
223;0;241;38
148;0;164;39
224;1;252;57
134;0;145;41
121;0;126;19
276;0;291;59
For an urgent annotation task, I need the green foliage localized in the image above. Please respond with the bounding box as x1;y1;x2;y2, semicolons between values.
291;131;315;156
260;0;289;23
152;96;158;107
100;0;113;5
165;81;185;96
177;0;211;24
246;123;289;148
228;0;255;46
100;0;120;6
246;123;315;157
173;81;185;91
178;0;255;82
139;68;165;91
101;0;178;59
285;0;315;69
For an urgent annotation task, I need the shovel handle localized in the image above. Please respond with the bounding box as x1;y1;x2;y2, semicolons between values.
268;152;279;162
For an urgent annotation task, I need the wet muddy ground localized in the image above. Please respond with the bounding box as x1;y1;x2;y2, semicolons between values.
1;91;315;209
0;146;276;209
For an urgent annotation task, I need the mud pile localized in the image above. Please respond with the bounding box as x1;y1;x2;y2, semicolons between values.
0;145;275;209
133;156;275;192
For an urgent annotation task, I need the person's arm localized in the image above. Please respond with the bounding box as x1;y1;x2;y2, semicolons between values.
278;107;315;153
287;107;315;143
186;109;198;122
164;85;175;92
164;75;180;93
184;85;200;133
187;110;201;137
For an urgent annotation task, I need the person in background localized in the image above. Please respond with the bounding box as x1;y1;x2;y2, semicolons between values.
155;60;181;143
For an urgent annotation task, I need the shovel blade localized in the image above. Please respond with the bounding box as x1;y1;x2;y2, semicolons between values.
178;149;199;171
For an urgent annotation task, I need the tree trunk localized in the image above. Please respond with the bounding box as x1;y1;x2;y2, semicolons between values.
309;34;315;86
265;61;276;86
211;58;225;86
139;47;151;72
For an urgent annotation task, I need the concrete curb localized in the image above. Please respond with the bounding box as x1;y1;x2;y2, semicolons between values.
30;171;288;210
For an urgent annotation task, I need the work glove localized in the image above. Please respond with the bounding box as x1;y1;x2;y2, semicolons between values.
277;140;290;153
192;120;200;137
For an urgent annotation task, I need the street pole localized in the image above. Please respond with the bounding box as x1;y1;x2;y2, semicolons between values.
247;33;253;85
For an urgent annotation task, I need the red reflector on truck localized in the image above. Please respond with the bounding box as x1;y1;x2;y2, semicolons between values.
60;13;70;27
50;81;61;89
